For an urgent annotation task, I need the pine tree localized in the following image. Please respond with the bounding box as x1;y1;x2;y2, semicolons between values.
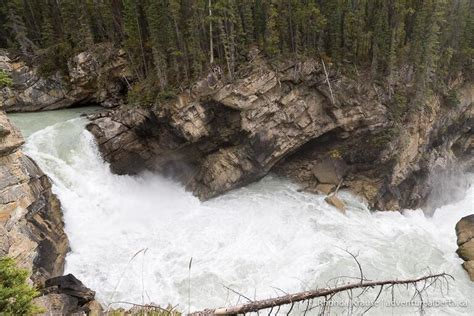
5;0;36;56
265;0;279;56
122;0;147;80
147;0;170;89
0;257;40;314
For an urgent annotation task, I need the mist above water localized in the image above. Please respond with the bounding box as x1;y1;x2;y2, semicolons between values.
10;110;474;315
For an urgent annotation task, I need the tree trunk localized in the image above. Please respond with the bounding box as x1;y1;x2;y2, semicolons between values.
209;0;214;64
190;273;451;315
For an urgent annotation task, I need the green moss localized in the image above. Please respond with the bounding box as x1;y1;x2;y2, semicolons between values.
0;70;13;88
0;257;41;315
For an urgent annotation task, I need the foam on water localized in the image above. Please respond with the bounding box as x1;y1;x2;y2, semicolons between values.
18;115;474;314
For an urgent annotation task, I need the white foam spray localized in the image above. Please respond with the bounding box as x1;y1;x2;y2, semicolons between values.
16;114;474;315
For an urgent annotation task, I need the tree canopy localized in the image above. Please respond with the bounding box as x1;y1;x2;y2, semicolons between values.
0;0;472;97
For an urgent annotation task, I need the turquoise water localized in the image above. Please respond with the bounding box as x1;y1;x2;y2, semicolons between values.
8;106;102;138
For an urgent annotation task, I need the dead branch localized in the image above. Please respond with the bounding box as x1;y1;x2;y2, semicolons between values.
189;273;452;315
221;284;253;303
321;58;336;106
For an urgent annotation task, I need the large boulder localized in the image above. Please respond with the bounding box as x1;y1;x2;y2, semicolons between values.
312;156;348;185
0;107;68;286
33;274;100;316
456;215;474;281
33;294;80;315
0;44;130;112
45;274;95;304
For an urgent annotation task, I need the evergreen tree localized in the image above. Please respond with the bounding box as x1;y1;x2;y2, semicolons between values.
0;0;470;103
0;257;40;314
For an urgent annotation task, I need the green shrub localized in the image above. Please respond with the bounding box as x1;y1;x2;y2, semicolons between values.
445;89;460;107
0;70;12;88
0;257;40;315
127;77;176;106
37;42;73;77
390;91;408;121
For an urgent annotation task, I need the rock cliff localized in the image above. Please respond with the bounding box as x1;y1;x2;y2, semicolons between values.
456;215;474;281
0;44;130;112
0;107;68;286
87;53;473;211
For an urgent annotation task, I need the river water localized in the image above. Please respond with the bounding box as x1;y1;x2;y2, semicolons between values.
8;108;474;315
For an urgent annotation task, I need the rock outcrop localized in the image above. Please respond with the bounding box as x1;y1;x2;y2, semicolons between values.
0;106;68;286
87;52;473;210
33;274;101;316
0;44;130;112
456;215;474;281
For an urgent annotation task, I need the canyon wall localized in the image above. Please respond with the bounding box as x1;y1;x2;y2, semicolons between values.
87;53;473;211
0;44;129;112
0;106;68;286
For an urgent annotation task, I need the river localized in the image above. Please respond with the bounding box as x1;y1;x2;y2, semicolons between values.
8;108;474;315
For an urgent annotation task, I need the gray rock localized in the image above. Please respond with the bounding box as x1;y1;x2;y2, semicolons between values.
312;157;347;185
33;274;99;315
33;293;80;316
45;274;95;305
456;215;474;281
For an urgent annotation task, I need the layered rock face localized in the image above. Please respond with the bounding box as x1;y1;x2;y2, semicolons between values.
87;53;473;210
0;108;68;286
456;215;474;281
0;44;129;112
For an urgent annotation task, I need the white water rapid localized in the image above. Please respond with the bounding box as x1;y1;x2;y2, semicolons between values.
8;109;474;315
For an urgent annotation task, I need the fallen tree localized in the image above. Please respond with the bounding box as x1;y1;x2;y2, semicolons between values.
103;251;454;315
190;272;453;315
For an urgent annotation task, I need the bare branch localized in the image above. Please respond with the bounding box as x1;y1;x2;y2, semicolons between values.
221;284;253;303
